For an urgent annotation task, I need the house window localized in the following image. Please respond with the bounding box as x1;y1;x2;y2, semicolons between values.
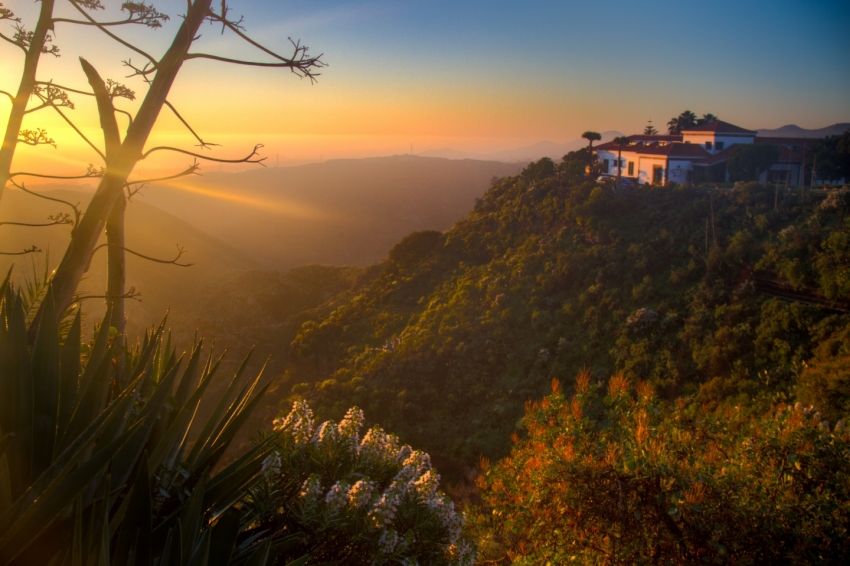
628;161;634;176
706;141;713;150
602;159;609;173
653;165;663;184
716;141;725;150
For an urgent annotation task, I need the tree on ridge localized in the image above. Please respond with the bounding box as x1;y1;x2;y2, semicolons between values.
613;135;631;190
582;131;602;178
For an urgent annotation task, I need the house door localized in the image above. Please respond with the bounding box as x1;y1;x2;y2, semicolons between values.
653;165;664;184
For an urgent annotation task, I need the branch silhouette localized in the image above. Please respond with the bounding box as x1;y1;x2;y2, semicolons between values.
0;245;41;256
92;243;194;267
0;212;74;228
141;144;266;165
8;180;83;227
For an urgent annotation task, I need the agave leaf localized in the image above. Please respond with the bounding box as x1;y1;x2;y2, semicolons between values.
207;508;240;566
77;305;113;399
204;437;278;515
148;367;217;474
96;476;111;566
0;267;11;298
113;456;151;566
56;308;82;446
196;380;272;476
173;339;204;410
0;435;12;460
180;474;207;563
241;539;273;566
184;529;210;566
106;411;160;497
184;352;243;469
193;360;266;471
146;356;186;460
60;355;113;453
5;295;32;499
72;495;82;566
0;377;142;534
0;428;133;564
30;285;61;480
128;314;168;383
136;356;183;422
0;454;11;521
159;527;176;566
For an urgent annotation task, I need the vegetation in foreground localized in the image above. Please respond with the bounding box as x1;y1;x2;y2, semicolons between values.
0;273;471;565
475;372;849;564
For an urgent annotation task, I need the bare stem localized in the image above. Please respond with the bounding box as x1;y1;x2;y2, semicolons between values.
91;243;194;267
0;246;41;256
141;143;265;164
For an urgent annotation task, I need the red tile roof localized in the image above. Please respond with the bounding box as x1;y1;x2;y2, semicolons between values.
594;134;682;151
682;120;757;135
698;144;739;166
596;141;710;158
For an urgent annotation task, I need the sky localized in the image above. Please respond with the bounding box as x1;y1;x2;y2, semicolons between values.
2;0;849;177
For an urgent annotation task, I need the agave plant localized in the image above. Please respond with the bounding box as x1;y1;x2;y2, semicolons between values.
0;269;313;565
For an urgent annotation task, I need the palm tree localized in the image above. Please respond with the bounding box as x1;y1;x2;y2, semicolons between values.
699;113;719;125
613;136;631;189
582;131;602;178
667;110;698;134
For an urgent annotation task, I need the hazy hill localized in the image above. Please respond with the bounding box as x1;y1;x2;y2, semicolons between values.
0;186;262;334
757;123;850;138
420;130;623;161
141;155;523;270
2;185;382;363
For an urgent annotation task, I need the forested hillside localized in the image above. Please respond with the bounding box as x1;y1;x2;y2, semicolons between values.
278;162;850;463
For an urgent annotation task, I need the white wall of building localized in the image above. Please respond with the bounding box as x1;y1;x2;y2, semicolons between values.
667;159;694;184
681;132;754;154
638;156;667;185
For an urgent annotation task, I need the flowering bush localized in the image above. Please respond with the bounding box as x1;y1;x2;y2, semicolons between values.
478;371;850;564
250;401;476;565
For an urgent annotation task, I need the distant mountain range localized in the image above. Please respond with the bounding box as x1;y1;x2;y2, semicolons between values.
142;155;522;270
757;123;849;138
421;123;849;163
420;131;624;162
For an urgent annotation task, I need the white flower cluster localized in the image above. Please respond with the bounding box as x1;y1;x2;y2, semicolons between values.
261;451;281;480
311;421;337;446
272;401;477;565
348;480;375;509
274;399;314;446
378;528;400;554
359;426;400;467
338;406;364;452
325;480;350;512
300;474;323;501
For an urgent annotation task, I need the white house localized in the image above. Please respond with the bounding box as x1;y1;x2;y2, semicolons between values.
593;120;813;185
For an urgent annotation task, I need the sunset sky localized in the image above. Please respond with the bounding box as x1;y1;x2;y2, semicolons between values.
2;0;849;177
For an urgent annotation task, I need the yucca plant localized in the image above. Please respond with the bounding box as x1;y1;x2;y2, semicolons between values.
0;268;314;565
